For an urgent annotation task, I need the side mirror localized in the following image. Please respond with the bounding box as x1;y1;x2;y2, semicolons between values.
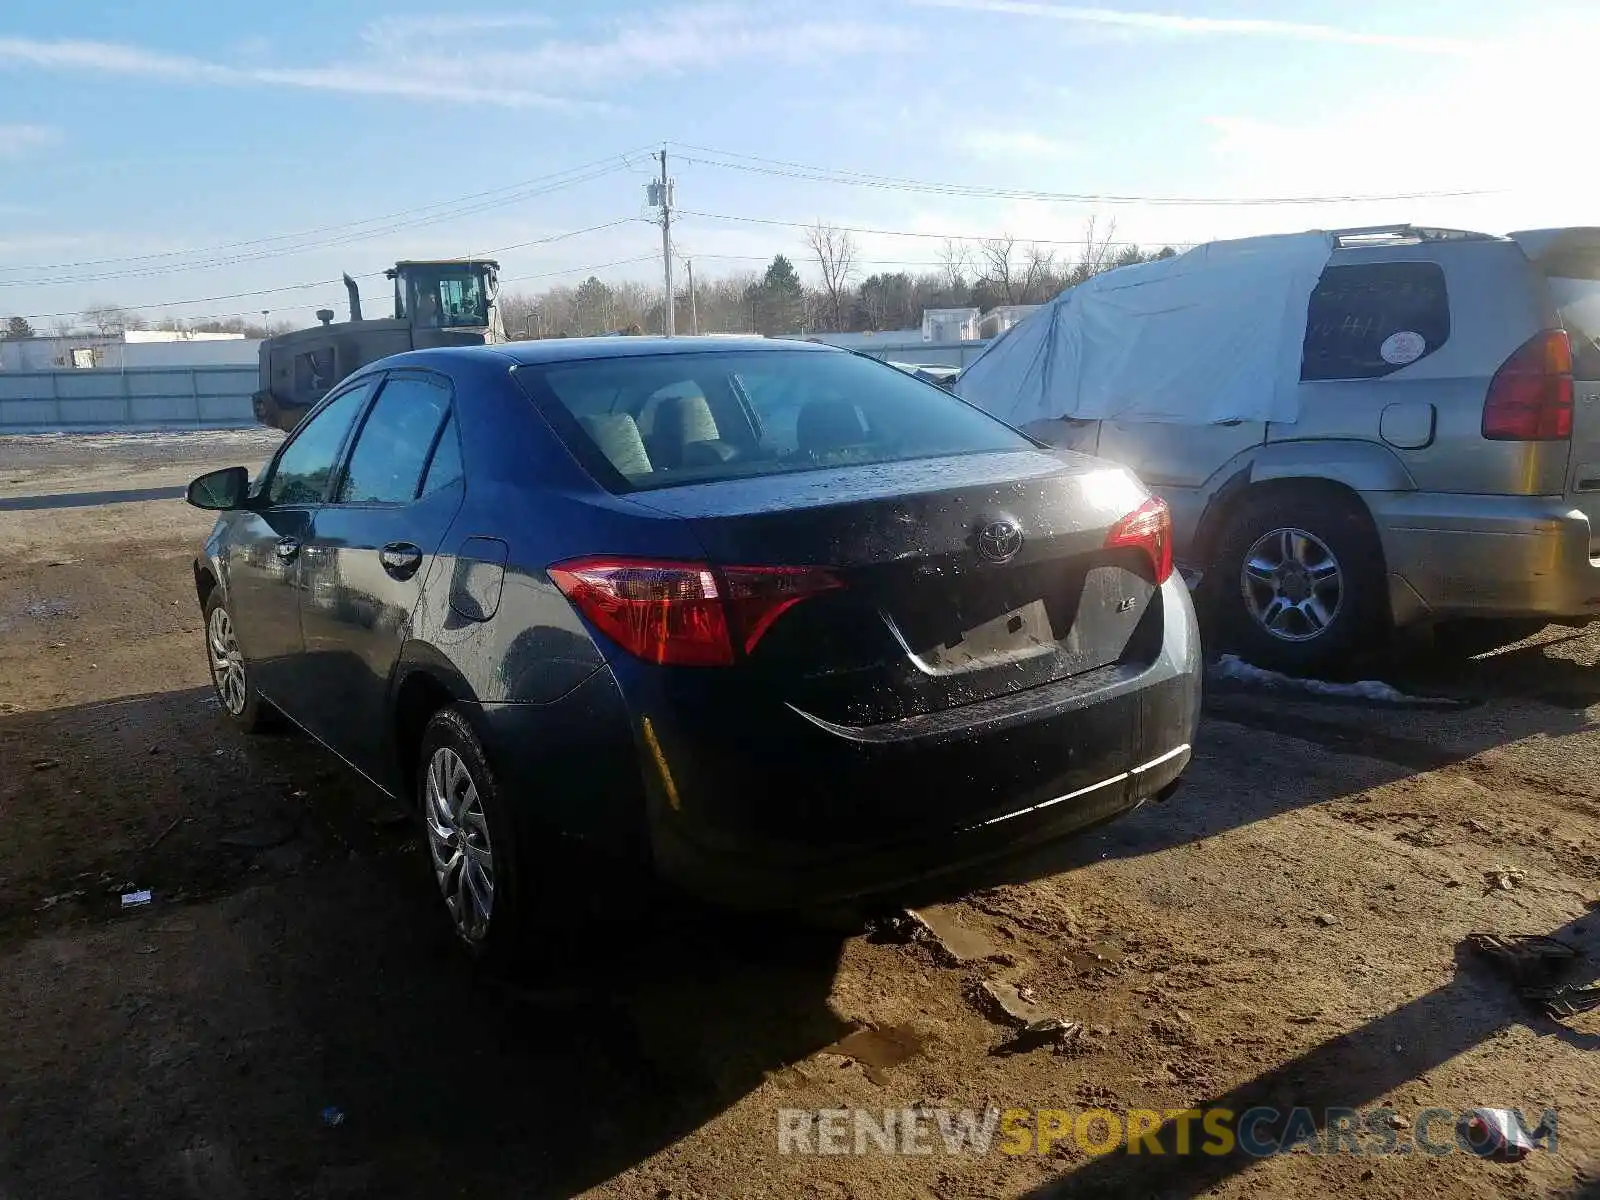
186;466;250;511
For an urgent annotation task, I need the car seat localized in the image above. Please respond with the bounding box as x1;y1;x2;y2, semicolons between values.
579;413;653;478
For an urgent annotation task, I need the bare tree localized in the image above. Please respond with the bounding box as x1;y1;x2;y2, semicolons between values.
938;239;970;293
977;234;1020;304
80;304;145;335
1018;244;1059;304
803;222;858;333
1066;216;1121;286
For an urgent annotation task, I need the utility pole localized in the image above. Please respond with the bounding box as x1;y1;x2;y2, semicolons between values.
650;148;675;338
685;258;698;335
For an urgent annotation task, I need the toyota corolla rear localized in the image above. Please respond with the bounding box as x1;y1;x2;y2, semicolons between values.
515;344;1201;905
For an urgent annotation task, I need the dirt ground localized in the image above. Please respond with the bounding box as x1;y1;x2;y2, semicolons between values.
0;430;1597;1200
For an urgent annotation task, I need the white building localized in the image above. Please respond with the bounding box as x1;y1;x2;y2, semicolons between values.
921;308;981;343
0;330;259;371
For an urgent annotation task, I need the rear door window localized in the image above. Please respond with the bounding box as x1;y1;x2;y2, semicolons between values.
336;375;452;504
515;350;1030;493
1301;262;1450;381
419;412;464;497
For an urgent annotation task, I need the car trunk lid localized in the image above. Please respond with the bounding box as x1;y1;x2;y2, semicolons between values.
630;449;1167;725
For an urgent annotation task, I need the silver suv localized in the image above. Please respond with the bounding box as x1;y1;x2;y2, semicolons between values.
1064;224;1600;672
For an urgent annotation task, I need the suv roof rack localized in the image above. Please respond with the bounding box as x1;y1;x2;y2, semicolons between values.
1328;224;1497;248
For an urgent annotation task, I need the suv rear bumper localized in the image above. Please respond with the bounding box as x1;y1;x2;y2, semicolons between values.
1368;492;1600;623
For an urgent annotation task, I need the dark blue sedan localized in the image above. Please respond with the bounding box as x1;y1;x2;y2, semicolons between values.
187;337;1201;965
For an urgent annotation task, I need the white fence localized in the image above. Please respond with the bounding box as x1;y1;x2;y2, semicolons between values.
0;366;258;433
0;346;985;434
819;339;990;370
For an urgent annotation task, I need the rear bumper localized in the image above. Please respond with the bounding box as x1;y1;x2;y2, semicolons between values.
1367;492;1600;624
652;738;1192;908
642;577;1203;907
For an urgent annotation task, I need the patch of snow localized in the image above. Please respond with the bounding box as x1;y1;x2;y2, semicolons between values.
1208;653;1458;707
0;428;281;451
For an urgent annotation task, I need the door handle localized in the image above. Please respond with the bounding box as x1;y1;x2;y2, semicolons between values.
275;537;300;560
380;542;424;580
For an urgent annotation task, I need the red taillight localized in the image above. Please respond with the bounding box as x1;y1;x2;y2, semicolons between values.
1105;496;1173;585
720;565;845;655
1482;330;1573;441
548;557;842;666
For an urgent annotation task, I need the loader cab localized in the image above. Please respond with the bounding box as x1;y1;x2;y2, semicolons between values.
253;258;502;433
389;260;499;332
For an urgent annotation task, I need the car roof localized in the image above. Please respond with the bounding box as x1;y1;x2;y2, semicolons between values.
432;335;841;368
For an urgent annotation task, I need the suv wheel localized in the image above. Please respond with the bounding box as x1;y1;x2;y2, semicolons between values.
1212;488;1388;674
203;592;274;733
418;707;527;967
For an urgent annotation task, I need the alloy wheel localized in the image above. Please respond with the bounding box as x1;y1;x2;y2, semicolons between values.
1239;526;1344;643
207;606;248;715
423;746;496;943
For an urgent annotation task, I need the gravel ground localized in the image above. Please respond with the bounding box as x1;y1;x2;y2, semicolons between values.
0;431;1596;1200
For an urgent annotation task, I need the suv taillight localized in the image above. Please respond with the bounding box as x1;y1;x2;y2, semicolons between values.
1482;330;1573;441
548;557;843;666
1104;496;1173;585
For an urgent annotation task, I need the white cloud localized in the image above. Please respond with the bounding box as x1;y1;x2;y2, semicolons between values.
1171;13;1600;243
246;65;551;107
445;5;920;92
361;13;555;50
957;129;1076;160
0;8;914;109
910;0;1478;54
0;232;93;256
0;122;56;157
0;34;580;108
0;37;201;77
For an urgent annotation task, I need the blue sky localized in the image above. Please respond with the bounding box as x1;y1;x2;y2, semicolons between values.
2;0;1596;328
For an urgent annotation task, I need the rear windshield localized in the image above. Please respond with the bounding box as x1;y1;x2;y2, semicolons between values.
514;349;1030;493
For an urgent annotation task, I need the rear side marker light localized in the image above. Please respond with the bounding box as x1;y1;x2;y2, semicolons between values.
1482;329;1573;441
548;557;842;667
1105;496;1174;585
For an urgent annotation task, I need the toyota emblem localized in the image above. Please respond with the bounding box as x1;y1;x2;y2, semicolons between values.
975;518;1023;564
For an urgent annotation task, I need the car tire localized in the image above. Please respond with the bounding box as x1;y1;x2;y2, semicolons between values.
203;591;275;734
417;707;529;969
1211;487;1388;675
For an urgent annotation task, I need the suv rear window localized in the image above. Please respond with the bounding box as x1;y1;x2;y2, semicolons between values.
1301;261;1450;381
515;350;1030;493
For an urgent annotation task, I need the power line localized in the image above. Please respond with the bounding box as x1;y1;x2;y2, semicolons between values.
0;148;656;282
500;253;660;285
146;253;666;327
667;141;1497;207
13;219;646;322
676;208;1162;247
686;252;948;268
1;162;651;289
